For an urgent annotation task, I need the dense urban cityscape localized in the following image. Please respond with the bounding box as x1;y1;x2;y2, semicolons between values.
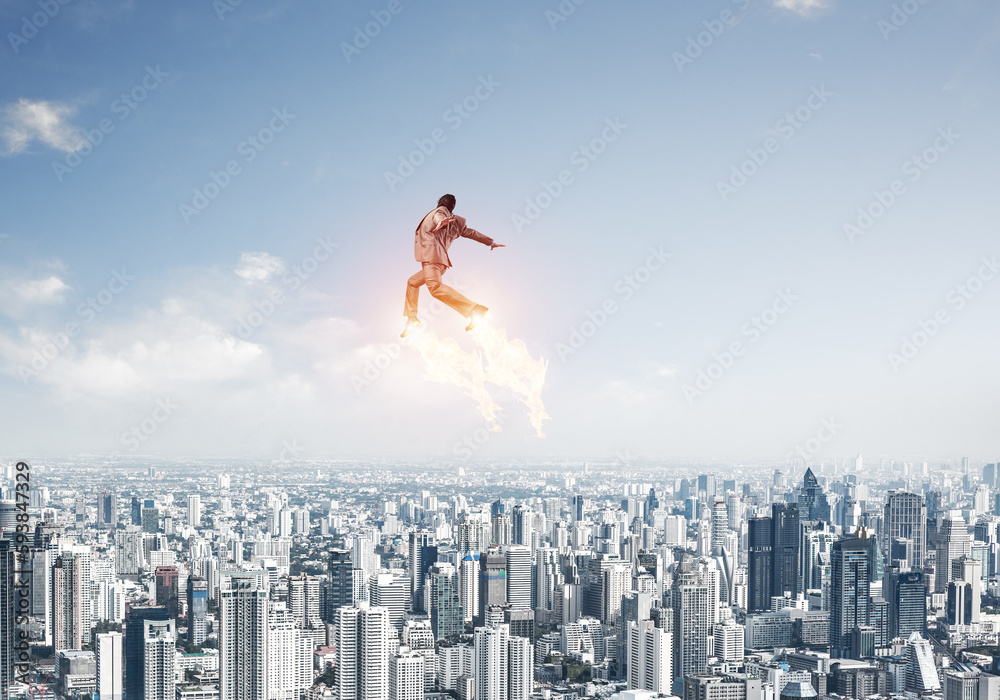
1;455;999;700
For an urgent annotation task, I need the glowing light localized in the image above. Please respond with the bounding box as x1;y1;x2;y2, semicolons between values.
405;321;549;437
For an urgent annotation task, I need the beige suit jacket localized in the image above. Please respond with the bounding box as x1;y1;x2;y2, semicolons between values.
413;206;494;267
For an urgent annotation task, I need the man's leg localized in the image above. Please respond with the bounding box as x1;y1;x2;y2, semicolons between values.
403;268;426;319
422;263;479;318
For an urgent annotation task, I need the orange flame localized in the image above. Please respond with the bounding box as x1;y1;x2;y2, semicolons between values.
405;321;549;437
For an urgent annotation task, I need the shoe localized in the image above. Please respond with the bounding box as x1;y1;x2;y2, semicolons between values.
466;305;489;332
400;318;421;338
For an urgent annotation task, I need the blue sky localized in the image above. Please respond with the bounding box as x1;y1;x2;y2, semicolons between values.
1;0;998;463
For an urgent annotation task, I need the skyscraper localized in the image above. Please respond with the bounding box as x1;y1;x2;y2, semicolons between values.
98;491;117;529
771;503;800;599
477;549;507;627
831;536;871;658
125;605;168;700
936;514;972;593
288;573;322;629
186;576;208;645
142;619;176;700
504;545;532;611
52;554;83;651
369;573;409;634
508;634;533;700
95;632;123;700
474;623;509;700
220;571;268;700
335;602;391;700
627;619;672;693
427;562;463;641
268;605;313;700
389;651;424;700
798;468;831;522
154;566;179;619
187;495;201;528
327;549;357;621
747;517;772;612
408;531;436;614
885;568;926;641
884;492;927;571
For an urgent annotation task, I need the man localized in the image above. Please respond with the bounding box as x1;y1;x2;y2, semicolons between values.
401;194;504;338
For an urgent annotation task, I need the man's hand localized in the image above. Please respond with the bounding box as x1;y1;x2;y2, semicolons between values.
432;216;456;233
490;243;505;250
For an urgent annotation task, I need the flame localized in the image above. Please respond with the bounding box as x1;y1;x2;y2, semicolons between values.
405;319;549;437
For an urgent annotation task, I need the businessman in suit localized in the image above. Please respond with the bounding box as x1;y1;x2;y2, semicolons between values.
402;194;504;337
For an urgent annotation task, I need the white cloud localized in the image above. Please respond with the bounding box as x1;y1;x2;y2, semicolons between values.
774;0;830;16
235;252;287;283
0;272;70;317
1;99;86;155
17;276;70;303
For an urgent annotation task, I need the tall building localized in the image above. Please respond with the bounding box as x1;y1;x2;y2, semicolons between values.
369;573;410;634
627;619;672;693
408;531;436;614
936;514;972;593
504;546;532;611
947;556;982;626
797;468;830;522
220;571;268;700
389;651;424;700
95;632;123;700
905;631;941;692
187;495;201;528
771;503;800;599
508;634;533;700
474;623;509;700
142;619;176;700
830;536;870;657
124;605;168;700
884;492;927;571
288;574;322;629
52;554;83;651
154;566;179;619
459;554;479;624
268;605;313;700
477;550;507;627
885;568;926;640
335;602;391;700
98;491;117;529
327;549;358;621
187;576;208;645
672;563;711;679
747;517;772;612
427;562;463;641
710;499;729;555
